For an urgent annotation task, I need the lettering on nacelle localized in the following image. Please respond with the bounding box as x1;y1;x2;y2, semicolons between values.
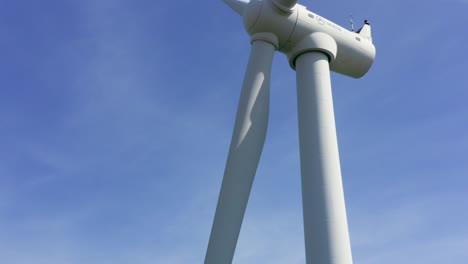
326;21;343;32
316;15;325;25
312;15;343;32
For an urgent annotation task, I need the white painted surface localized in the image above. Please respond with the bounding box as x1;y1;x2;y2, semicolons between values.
204;36;277;264
242;0;375;78
210;1;376;262
296;51;353;264
272;0;298;11
224;0;249;15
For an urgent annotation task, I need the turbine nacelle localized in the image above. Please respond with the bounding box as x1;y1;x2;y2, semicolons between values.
226;0;376;78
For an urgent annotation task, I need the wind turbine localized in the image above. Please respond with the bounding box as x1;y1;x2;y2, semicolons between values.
205;0;375;263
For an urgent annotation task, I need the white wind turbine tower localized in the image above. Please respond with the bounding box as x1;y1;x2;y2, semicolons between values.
205;0;375;263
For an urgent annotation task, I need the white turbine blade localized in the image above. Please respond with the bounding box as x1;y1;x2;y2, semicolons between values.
205;38;276;264
223;0;249;15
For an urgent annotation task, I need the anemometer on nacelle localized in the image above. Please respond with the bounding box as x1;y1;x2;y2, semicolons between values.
228;0;376;78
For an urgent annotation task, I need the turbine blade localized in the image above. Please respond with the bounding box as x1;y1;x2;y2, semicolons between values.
205;39;276;264
223;0;249;15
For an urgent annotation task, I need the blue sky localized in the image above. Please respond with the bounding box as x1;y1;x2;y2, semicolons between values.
1;0;468;263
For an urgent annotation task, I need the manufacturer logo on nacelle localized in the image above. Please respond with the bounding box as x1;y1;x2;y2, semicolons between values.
316;16;325;25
